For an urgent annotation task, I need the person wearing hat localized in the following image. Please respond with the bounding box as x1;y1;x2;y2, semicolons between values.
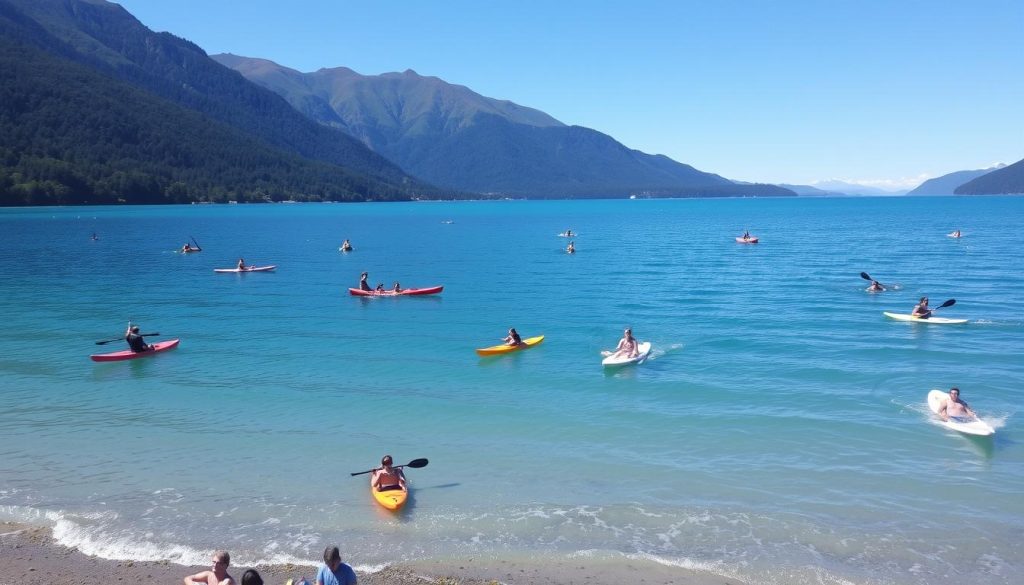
372;455;406;492
125;322;153;353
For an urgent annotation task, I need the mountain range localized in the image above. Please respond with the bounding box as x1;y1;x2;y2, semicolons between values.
906;164;1004;195
955;159;1024;195
211;54;792;199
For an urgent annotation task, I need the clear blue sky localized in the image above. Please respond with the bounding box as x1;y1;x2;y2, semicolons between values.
115;0;1022;189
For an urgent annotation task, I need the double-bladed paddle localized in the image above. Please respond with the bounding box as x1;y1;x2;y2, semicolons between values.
932;299;956;311
350;458;428;477
95;333;160;345
190;236;201;250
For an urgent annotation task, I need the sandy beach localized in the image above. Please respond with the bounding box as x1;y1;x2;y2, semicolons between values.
0;522;747;585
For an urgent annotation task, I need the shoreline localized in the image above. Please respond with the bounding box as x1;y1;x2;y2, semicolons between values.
0;522;748;585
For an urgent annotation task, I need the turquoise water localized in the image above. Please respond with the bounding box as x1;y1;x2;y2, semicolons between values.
0;197;1022;585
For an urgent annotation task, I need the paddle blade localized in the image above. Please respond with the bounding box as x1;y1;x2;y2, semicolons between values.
860;272;872;281
938;299;956;309
405;458;429;469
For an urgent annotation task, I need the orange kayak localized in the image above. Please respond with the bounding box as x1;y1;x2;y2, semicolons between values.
370;472;408;511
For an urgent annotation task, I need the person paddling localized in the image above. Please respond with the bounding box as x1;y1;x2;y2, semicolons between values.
504;327;523;346
359;272;371;291
237;258;247;271
912;296;932;319
372;455;407;492
867;280;885;292
125;323;153;353
567;241;575;254
610;328;639;359
341;239;353;252
182;242;200;253
937;387;977;422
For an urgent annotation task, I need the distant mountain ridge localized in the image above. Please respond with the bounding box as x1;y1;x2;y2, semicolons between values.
809;180;906;196
906;164;1004;195
213;54;793;199
0;0;442;204
955;158;1024;195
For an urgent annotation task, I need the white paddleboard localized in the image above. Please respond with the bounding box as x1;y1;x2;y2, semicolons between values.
927;389;994;436
883;312;967;324
602;342;652;367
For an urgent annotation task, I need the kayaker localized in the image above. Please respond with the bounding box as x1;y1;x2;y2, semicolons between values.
375;283;385;293
951;230;961;238
392;281;401;292
567;241;575;254
372;455;406;492
315;546;357;585
237;258;246;270
911;296;932;319
181;243;200;253
125;323;153;353
867;280;885;292
742;230;751;240
566;229;573;237
359;272;371;291
341;239;353;252
504;327;523;346
611;328;639;359
184;550;235;585
937;387;977;422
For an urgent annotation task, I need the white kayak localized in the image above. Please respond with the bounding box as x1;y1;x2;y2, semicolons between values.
214;265;277;273
927;389;994;436
883;312;967;324
602;342;652;367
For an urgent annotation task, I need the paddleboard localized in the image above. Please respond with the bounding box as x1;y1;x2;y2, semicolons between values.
214;265;276;273
348;286;443;297
370;472;408;511
602;341;652;367
476;335;544;356
735;236;759;244
883;312;967;324
927;389;994;436
90;339;180;362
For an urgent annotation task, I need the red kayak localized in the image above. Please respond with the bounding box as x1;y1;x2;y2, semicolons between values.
90;339;180;362
348;286;443;297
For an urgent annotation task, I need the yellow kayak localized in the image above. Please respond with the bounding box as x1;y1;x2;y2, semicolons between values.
476;335;544;356
370;472;408;511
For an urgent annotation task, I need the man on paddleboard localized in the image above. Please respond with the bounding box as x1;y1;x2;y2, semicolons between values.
912;297;932;319
938;387;977;422
125;323;153;353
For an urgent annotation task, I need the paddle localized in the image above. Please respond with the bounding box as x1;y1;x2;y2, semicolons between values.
860;271;888;288
95;333;159;345
190;236;201;250
350;458;429;477
933;299;956;310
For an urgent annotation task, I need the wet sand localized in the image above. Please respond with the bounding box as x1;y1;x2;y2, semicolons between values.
0;522;747;585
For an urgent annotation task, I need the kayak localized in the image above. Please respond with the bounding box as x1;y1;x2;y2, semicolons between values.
883;312;968;324
947;232;962;238
927;389;994;436
370;472;408;511
602;341;652;367
735;236;759;244
557;232;577;237
476;335;544;356
213;265;276;273
90;339;180;362
349;286;443;297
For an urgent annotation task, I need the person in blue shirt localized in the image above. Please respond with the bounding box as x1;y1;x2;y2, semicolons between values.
315;546;357;585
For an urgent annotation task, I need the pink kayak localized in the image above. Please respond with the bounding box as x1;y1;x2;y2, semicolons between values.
735;236;759;244
90;339;180;362
349;286;443;297
214;265;276;273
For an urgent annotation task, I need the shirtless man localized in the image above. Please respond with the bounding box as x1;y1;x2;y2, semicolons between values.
611;328;638;359
938;387;977;422
373;455;406;492
866;280;885;292
184;550;235;585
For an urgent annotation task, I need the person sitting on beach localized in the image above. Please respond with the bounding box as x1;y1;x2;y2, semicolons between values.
359;272;371;291
867;280;885;292
912;296;931;319
184;550;235;585
373;455;406;492
504;327;523;346
611;328;639;359
938;387;977;422
392;282;401;293
567;241;575;254
125;323;153;353
315;546;357;585
237;258;246;270
341;239;352;252
241;570;263;585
